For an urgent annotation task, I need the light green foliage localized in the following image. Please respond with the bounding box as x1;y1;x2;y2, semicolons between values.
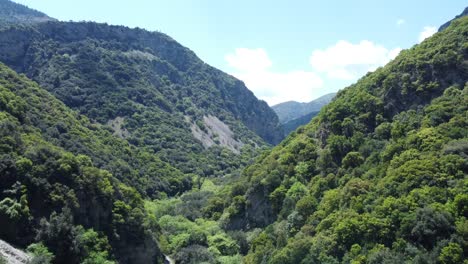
439;243;463;264
27;243;54;264
76;228;114;264
157;214;240;263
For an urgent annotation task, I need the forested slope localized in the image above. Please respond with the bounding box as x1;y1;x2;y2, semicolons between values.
221;16;468;263
0;19;283;178
0;0;54;27
0;63;166;263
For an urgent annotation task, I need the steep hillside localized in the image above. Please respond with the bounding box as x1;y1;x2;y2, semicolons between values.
0;0;54;26
0;58;191;199
0;63;165;263
282;111;319;136
221;16;468;263
439;6;468;31
272;92;336;124
0;19;283;176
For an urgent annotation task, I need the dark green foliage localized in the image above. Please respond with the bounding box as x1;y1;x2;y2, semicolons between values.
0;2;467;264
0;62;189;198
0;63;162;263
223;16;468;263
174;245;215;264
0;19;282;179
281;111;319;136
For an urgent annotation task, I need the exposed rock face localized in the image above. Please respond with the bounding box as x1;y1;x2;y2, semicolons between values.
0;239;31;264
190;115;244;153
0;21;283;146
106;116;130;138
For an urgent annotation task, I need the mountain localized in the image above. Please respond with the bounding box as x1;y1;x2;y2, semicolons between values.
0;2;282;262
221;15;468;263
0;0;54;26
0;1;284;178
438;6;468;31
0;62;165;263
1;1;467;263
272;92;336;124
281;111;319;136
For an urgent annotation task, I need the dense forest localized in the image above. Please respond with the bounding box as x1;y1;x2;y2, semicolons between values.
0;19;282;179
221;16;468;263
0;63;164;263
139;14;468;264
0;0;467;263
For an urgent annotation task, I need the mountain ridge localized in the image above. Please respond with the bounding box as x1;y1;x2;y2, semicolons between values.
0;1;467;263
0;0;54;26
272;92;336;124
438;6;468;31
0;19;283;177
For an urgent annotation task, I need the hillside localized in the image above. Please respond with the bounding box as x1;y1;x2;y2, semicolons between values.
0;16;283;177
272;92;336;124
0;0;54;26
281;111;319;136
0;1;466;263
438;6;468;31
220;16;468;263
0;62;166;263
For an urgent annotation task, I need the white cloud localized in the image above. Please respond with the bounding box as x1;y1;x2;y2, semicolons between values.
225;48;271;72
225;48;324;105
225;42;401;105
418;26;437;43
397;19;405;26
309;40;401;81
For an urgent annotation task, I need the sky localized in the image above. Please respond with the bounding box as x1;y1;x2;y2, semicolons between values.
13;0;467;105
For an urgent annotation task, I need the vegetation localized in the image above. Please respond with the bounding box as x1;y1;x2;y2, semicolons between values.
0;63;163;263
0;1;467;263
220;16;468;263
0;19;282;179
282;111;319;136
0;0;53;27
0;61;190;198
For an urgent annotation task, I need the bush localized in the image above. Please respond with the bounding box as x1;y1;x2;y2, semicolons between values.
27;243;54;264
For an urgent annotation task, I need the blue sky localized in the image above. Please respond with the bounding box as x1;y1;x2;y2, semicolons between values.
14;0;467;105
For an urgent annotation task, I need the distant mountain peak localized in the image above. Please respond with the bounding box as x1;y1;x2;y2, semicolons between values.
272;92;336;124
